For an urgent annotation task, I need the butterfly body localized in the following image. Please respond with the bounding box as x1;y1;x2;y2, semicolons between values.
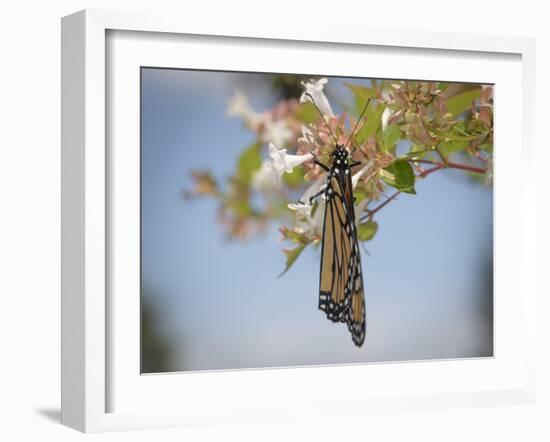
313;145;366;347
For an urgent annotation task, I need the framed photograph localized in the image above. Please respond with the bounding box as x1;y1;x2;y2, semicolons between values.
61;9;537;432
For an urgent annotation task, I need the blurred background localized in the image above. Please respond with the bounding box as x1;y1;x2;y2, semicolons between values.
140;68;493;373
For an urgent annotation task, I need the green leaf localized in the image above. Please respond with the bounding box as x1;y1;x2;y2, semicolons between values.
279;225;307;244
357;221;378;241
452;121;475;137
353;186;368;204
383;160;416;194
295;102;318;124
282;164;305;188
438;139;469;157
236;142;262;185
398;144;429;161
279;244;306;277
446;89;481;117
356;105;385;145
227;199;253;216
344;82;378;115
431;127;477;142
382;124;401;151
344;82;377;100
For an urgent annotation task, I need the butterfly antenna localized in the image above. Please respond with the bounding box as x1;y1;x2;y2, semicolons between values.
304;92;339;146
343;97;372;151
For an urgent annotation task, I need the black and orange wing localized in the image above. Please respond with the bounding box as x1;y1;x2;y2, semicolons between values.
318;174;366;347
318;177;352;322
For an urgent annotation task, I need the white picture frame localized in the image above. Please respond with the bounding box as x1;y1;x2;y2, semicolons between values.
61;9;537;433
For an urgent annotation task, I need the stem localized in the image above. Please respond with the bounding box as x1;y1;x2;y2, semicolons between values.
418;164;444;178
361;191;401;223
411;159;486;174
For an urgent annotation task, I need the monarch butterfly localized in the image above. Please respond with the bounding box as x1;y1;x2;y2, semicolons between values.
304;93;369;347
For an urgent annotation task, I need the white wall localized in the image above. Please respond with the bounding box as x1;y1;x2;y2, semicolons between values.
0;1;548;440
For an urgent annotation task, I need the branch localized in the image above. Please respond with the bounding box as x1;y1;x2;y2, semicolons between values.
361;191;401;223
418;164;445;178
410;159;486;175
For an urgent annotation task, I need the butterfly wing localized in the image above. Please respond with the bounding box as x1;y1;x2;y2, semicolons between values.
342;171;366;346
346;247;366;346
318;173;366;346
319;176;353;322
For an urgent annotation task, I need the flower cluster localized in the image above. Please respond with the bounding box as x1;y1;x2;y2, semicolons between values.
227;89;299;148
186;76;493;274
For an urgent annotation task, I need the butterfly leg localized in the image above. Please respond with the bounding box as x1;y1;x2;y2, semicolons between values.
309;151;330;172
308;188;326;205
314;160;330;172
296;188;326;206
349;161;362;168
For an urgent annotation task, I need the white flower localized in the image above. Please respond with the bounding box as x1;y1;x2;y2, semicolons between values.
301;173;327;203
310;200;325;232
227;89;250;117
288;202;313;235
380;89;392;103
227;89;265;127
288;203;313;221
288;202;312;217
251;162;281;193
252;143;314;193
268;142;313;179
228;90;298;149
381;107;394;132
380;88;396;132
298;125;315;144
299;78;334;118
287;173;329;237
261;120;294;147
351;161;373;189
288;199;324;237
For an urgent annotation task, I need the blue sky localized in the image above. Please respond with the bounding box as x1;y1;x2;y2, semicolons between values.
141;68;493;372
